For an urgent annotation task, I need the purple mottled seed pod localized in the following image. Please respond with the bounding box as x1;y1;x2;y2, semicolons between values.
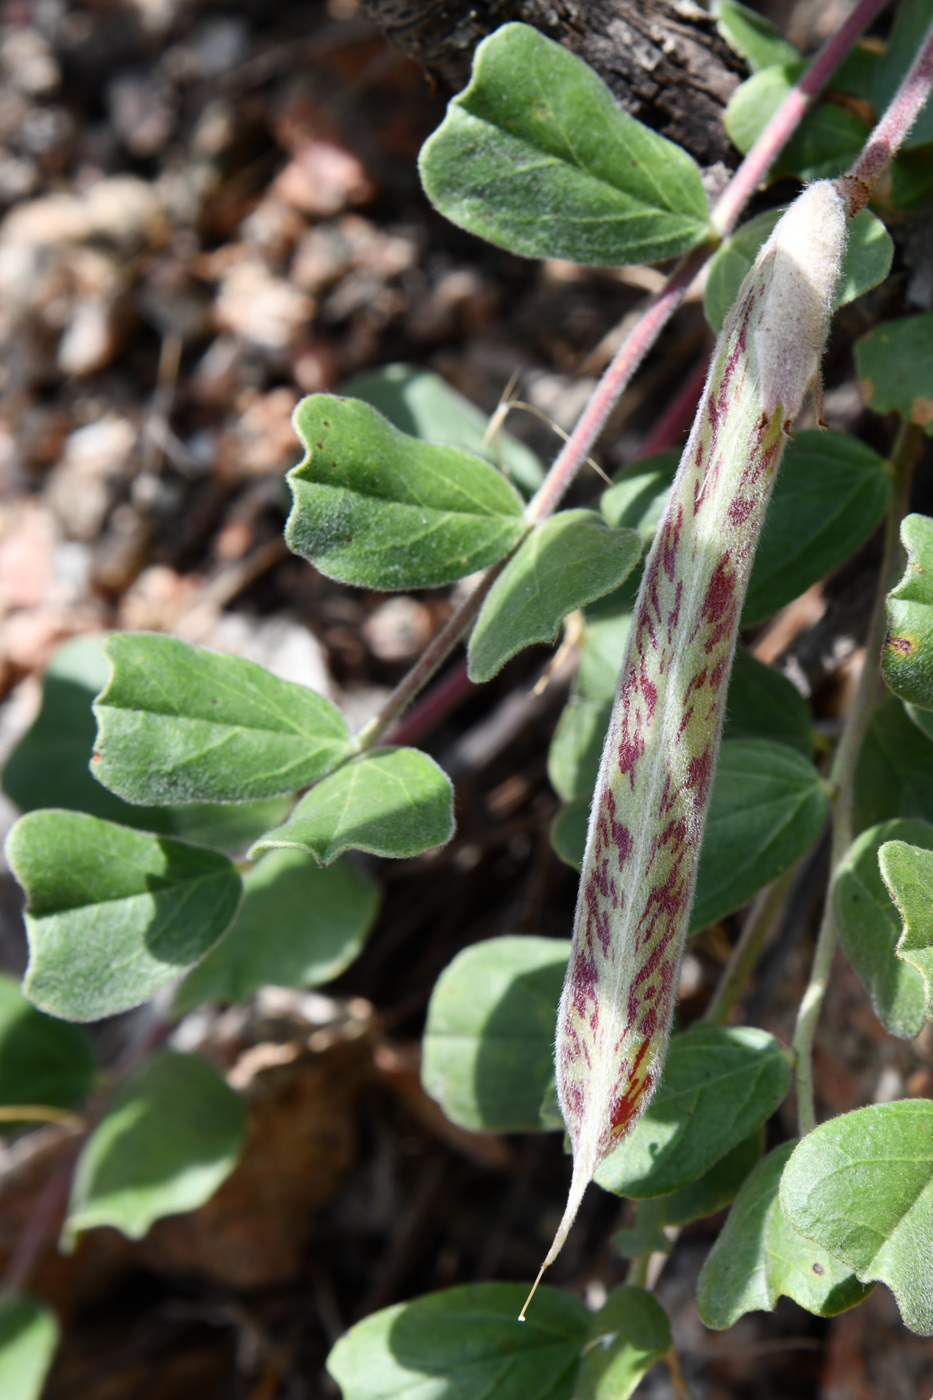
523;182;847;1309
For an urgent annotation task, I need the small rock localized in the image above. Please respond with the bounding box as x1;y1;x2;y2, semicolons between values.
218;386;300;481
45;417;136;541
0;26;60;96
362;596;434;664
207;612;333;697
272;138;374;219
57;294;119;376
118;564;199;631
214;258;314;354
107;72;175;158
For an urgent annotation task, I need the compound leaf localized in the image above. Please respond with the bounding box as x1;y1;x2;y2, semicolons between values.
883;514;933;707
64;1051;246;1247
173;848;380;1012
287;395;526;589
780;1101;933;1335
879;835;933;1018
698;1141;871;1328
422;935;569;1133
595;1025;790;1198
419;23;713;267
327;1282;590;1400
250;747;454;866
855;315;933;433
574;1286;670;1400
94;631;351;805
468;511;641;682
7;811;242;1022
833;820;930;1039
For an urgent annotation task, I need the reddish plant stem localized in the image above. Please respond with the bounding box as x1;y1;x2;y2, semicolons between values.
636;354;709;460
711;0;892;236
383;657;474;747
844;14;933;201
355;0;885;746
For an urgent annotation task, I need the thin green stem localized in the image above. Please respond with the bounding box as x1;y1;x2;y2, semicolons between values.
793;423;922;1135
626;1252;650;1287
704;863;799;1026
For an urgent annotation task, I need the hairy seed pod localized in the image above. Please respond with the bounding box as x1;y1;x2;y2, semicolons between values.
523;182;847;1310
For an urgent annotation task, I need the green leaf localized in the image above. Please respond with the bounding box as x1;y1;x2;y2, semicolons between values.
884;514;933;706
548;697;611;804
599;450;679;541
327;1282;590;1400
892;142;933;210
855;315;933;434
173;848;380;1013
551;740;827;924
698;1141;872;1329
879;835;933;1019
690;740;828;931
724;63;869;180
871;0;933;150
250;747;454;866
854;697;933;832
0;974;95;1111
595;1025;790;1198
286;394;526;589
94;631;351;805
418;22;713;268
574;1286;670;1400
613;1130;765;1257
714;0;799;69
780;1101;933;1335
343;363;544;497
7;811;242;1022
64;1051;246;1247
704;207;893;333
0;1296;59;1400
721;648;812;757
743;430;890;626
467;511;642;682
422;935;568;1133
833;820;930;1039
1;634;290;852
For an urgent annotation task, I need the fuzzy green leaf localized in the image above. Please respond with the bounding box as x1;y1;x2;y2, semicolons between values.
854;698;933;832
421;935;568;1133
343;363;544;497
250;747;454;866
690;740;827;930
0;974;95;1111
833;820;930;1039
286;394;526;589
595;1025;790;1198
698;1142;871;1328
1;635;290;850
714;0;799;69
173;848;380;1012
599;450;679;541
855;315;933;434
0;1296;59;1400
744;431;889;626
93;632;351;805
613;1130;764;1258
883;514;933;707
574;1286;670;1400
7;811;242;1022
418;23;713;267
327;1282;590;1400
468;511;641;682
725;63;869;180
879;835;933;1019
705;207;893;333
65;1051;246;1247
780;1101;933;1335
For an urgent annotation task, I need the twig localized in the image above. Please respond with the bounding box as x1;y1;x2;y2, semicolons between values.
351;0;887;745
842;14;933;206
793;423;922;1135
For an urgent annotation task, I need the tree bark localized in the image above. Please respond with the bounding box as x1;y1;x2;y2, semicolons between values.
360;0;746;168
